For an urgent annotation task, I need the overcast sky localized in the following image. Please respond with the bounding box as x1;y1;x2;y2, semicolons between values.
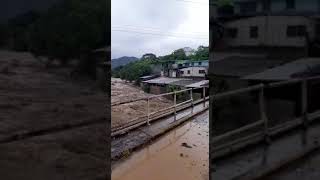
111;0;209;59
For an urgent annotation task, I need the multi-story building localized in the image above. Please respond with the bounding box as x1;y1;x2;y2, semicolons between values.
161;60;209;79
216;0;320;56
209;0;320;92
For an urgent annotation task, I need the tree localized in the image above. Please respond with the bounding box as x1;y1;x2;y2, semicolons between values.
172;48;187;60
141;53;157;61
186;46;209;60
112;60;153;82
217;0;234;17
27;0;107;65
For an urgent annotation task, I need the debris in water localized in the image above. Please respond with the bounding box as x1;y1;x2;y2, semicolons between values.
181;142;192;148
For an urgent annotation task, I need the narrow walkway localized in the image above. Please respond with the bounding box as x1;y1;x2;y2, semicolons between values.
111;100;209;160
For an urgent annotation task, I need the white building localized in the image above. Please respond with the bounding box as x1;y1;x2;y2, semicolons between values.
217;0;320;49
179;66;207;78
223;15;316;48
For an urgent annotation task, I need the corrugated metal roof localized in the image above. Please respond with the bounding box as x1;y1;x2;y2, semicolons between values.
242;58;320;81
185;80;209;88
142;77;185;84
212;56;285;77
168;79;200;87
142;77;206;87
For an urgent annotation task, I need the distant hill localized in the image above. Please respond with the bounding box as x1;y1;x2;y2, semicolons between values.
111;56;139;69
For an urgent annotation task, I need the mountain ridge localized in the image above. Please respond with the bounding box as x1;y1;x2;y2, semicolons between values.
111;56;139;69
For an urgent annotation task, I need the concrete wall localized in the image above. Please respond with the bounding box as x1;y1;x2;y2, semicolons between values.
224;16;316;47
179;67;207;78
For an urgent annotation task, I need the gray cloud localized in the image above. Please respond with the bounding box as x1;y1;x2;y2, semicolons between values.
111;0;208;59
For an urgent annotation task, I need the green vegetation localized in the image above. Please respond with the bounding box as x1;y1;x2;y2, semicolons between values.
188;46;209;61
167;85;189;101
216;0;234;7
1;0;108;71
112;46;209;82
158;46;208;61
29;0;107;63
216;0;234;16
112;59;154;83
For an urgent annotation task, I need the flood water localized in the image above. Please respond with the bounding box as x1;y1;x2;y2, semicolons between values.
111;111;209;180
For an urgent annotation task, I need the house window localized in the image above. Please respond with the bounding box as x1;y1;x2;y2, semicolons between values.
286;0;295;9
181;71;184;74
226;28;238;38
187;70;191;74
287;25;306;37
198;62;202;66
250;26;258;38
199;70;206;74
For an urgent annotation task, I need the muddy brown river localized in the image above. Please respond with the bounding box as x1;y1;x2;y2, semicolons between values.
111;111;209;180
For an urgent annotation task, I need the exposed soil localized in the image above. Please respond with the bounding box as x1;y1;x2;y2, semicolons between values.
111;78;173;128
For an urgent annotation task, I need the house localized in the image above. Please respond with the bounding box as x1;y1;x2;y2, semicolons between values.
232;0;320;17
216;0;320;57
141;77;199;94
141;60;209;95
161;60;209;79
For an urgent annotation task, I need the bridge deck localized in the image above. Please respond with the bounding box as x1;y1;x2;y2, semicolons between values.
111;100;209;161
112;110;209;180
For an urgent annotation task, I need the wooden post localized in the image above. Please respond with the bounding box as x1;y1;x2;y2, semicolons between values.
203;87;206;108
191;88;194;114
174;91;177;121
259;86;270;143
147;97;150;125
302;79;308;128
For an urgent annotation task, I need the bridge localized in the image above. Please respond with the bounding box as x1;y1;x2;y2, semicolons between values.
111;85;210;180
211;76;320;180
111;86;209;161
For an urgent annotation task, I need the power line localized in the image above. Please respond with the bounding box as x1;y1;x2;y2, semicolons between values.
112;27;208;39
175;0;217;6
112;25;208;35
112;29;208;40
